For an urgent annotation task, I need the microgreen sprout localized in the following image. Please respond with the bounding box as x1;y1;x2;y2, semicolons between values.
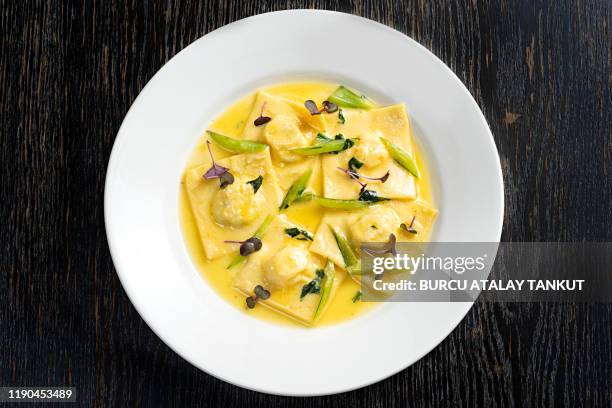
246;284;270;308
336;167;391;202
337;167;390;183
304;99;339;115
203;141;234;188
224;236;262;256
362;233;397;257
253;102;272;126
400;216;418;234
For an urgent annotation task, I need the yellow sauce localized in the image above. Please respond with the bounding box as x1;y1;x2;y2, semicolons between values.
180;82;434;327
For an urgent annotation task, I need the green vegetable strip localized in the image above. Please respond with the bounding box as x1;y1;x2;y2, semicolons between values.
346;260;362;275
328;86;375;110
330;225;359;268
207;130;268;153
313;196;375;210
227;214;274;269
293;191;314;203
314;260;336;321
379;137;420;179
290;139;354;155
279;169;312;210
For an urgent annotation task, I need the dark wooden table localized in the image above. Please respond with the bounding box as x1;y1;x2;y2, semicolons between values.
1;1;610;407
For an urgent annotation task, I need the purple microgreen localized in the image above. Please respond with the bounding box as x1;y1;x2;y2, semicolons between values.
337;166;367;188
305;99;339;115
254;102;272;126
246;175;263;193
362;233;397;257
224;236;263;256
322;100;338;113
219;171;234;189
305;100;320;115
254;284;270;300
359;182;368;196
400;216;418;234
254;116;271;126
204;141;234;188
337;167;389;184
360;170;390;183
246;284;271;308
246;297;256;308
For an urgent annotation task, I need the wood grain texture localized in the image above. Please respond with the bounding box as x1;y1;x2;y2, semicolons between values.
1;0;610;406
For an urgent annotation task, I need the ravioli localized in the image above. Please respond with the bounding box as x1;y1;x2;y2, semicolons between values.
232;215;345;324
309;210;351;268
310;200;437;269
321;105;417;200
241;91;325;190
242;91;326;143
392;199;438;242
309;204;399;268
183;148;283;260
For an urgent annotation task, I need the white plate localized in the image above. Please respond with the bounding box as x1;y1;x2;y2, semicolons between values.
105;10;503;396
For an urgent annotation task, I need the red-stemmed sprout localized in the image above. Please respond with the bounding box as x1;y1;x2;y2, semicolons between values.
246;284;271;309
224;237;262;256
337;167;391;202
362;233;398;258
400;216;418;234
305;99;339;115
203;141;234;188
253;102;272;126
337;167;390;183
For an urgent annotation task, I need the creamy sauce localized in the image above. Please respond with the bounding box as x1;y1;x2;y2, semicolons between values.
180;82;434;327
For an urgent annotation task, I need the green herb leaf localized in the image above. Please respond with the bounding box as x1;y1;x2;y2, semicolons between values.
284;227;314;241
352;291;363;303
348;157;364;172
300;269;325;300
246;175;263;193
358;189;390;203
338;109;346;124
